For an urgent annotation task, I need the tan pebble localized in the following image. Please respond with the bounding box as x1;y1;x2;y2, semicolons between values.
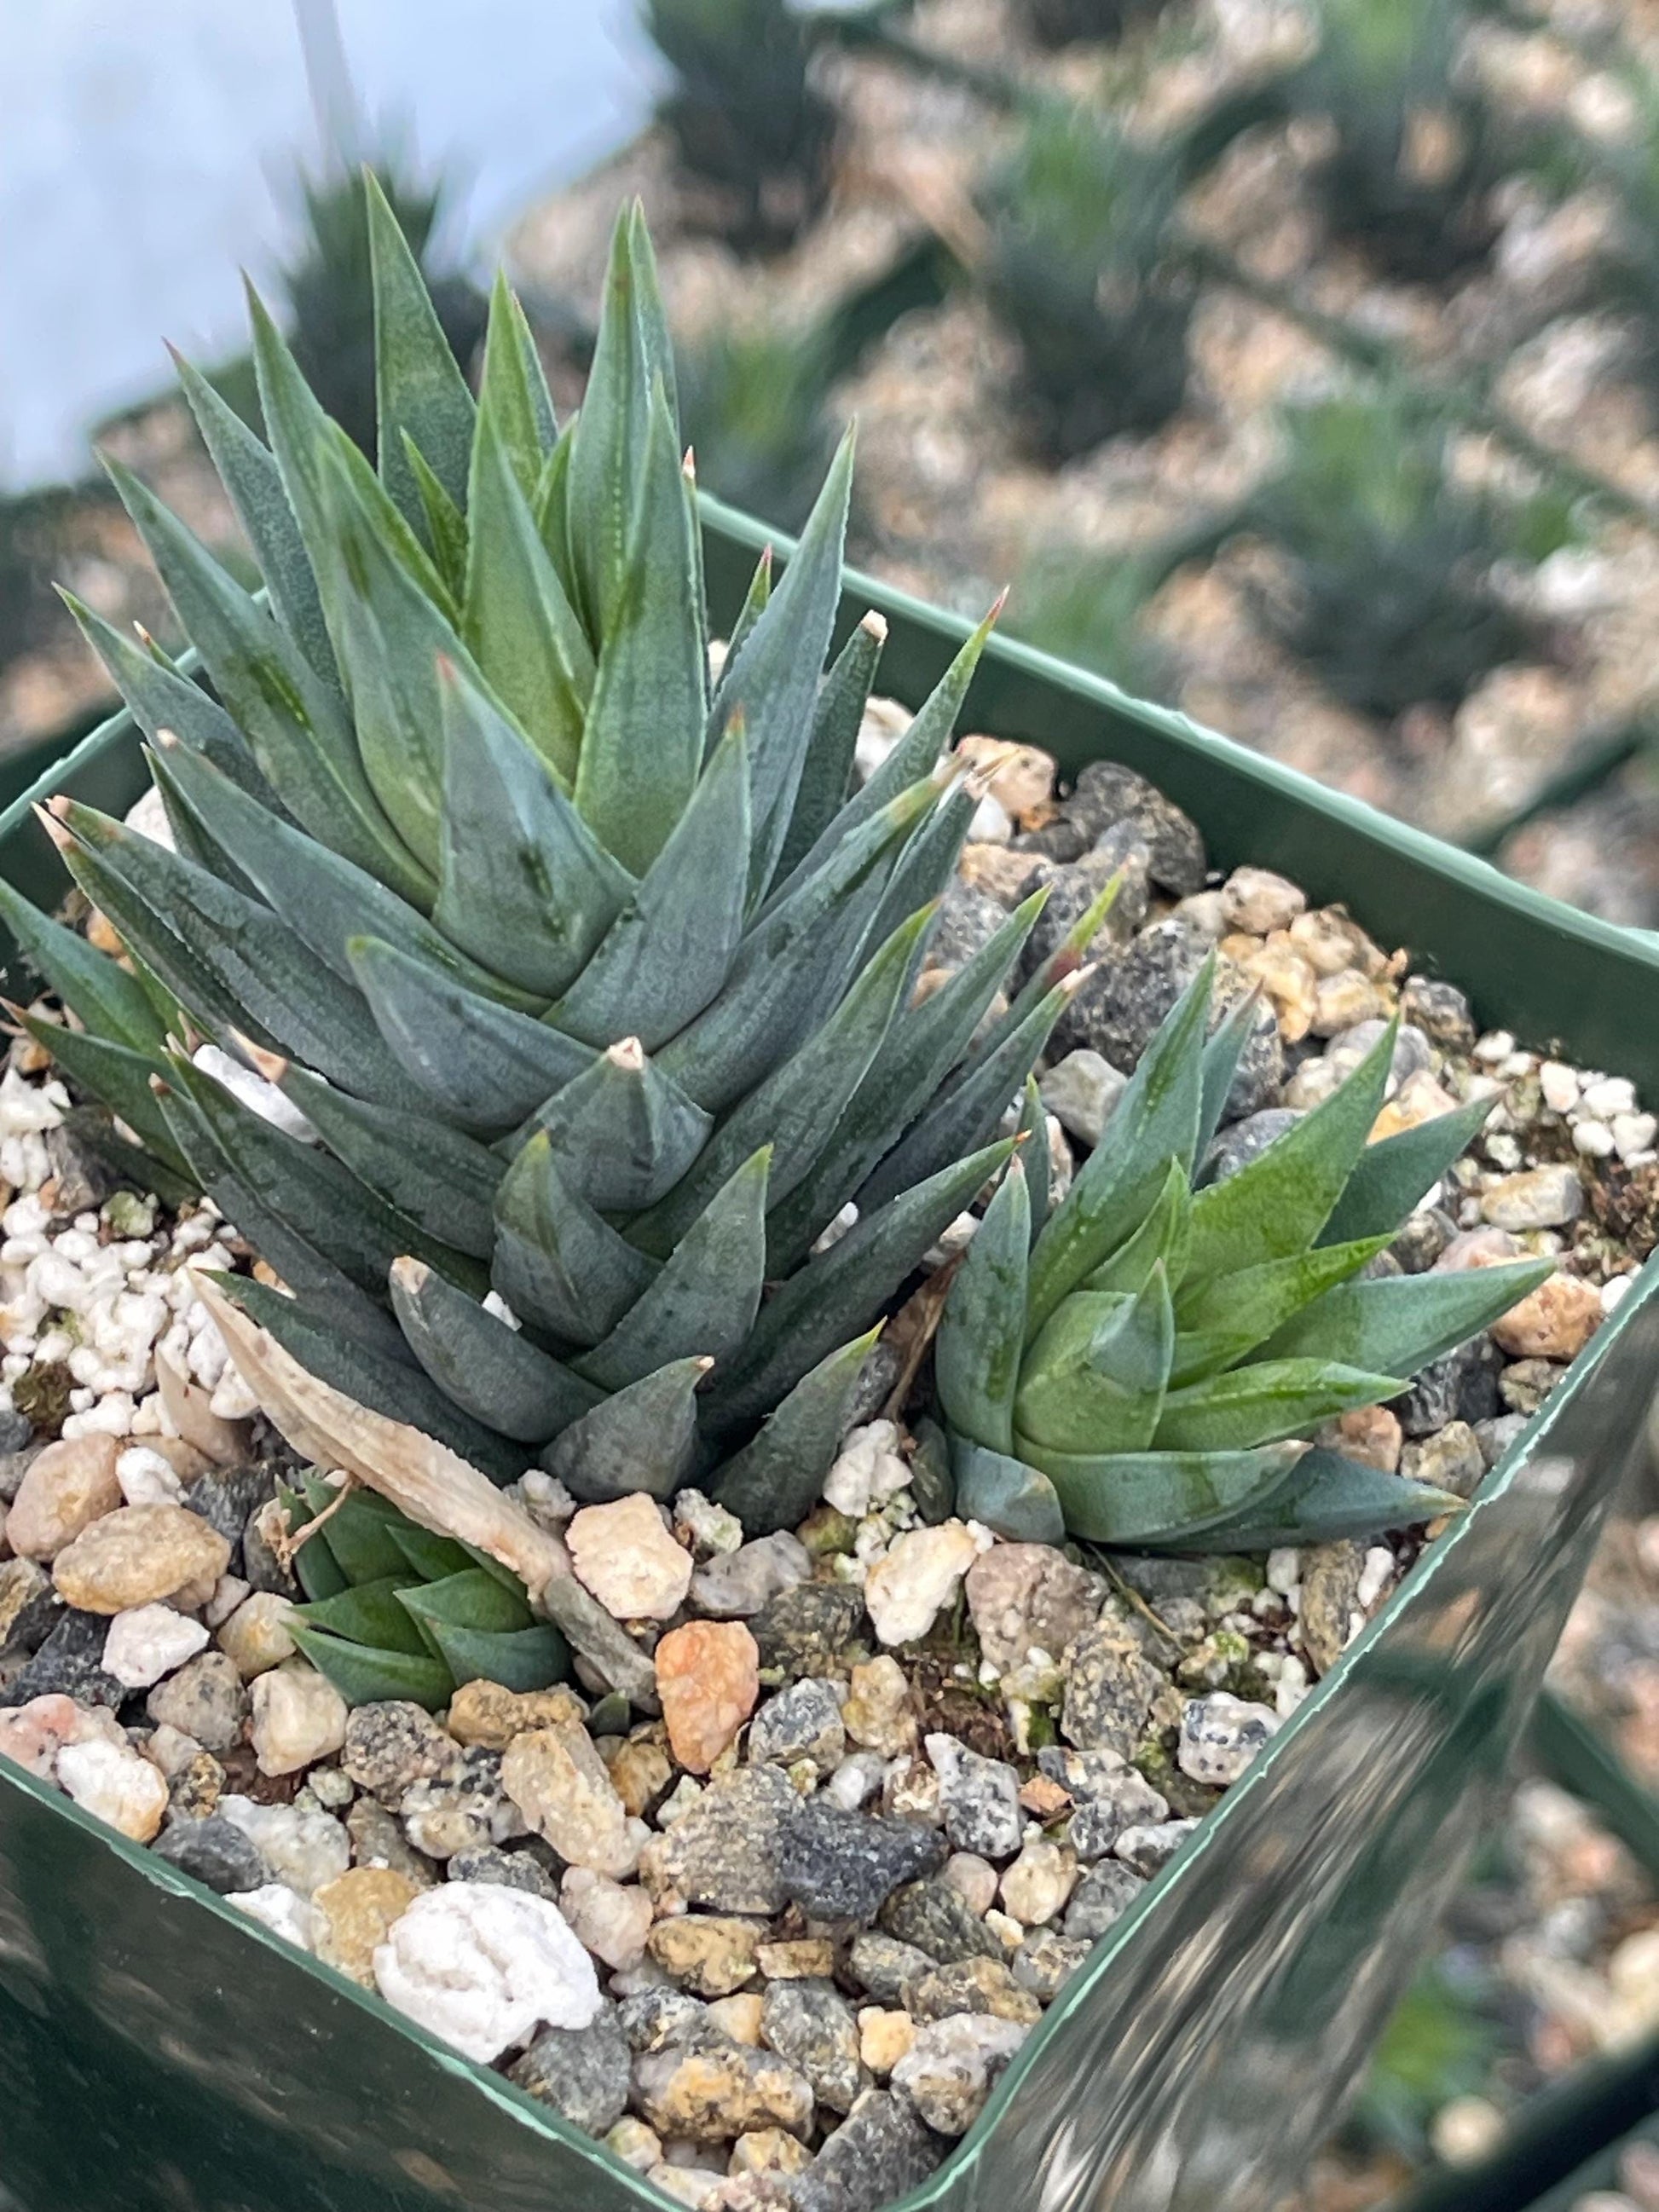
52;1503;229;1614
1289;908;1380;978
1220;866;1305;937
755;1938;835;1980
250;1661;348;1776
559;1865;654;1972
1369;1067;1460;1140
444;1678;586;1750
943;1852;998;1916
957;844;1042;905
56;1736;169;1840
656;1620;760;1776
841;1655;917;1756
502;1723;637;1876
999;1839;1078;1926
6;1435;121;1561
708;1993;766;2045
728;2128;813;2177
864;1522;981;1647
858;2007;916;2076
605;2117;662;2173
1019;1774;1072;1821
1311;969;1388;1037
313;1866;419;1985
634;2042;814;2145
1328;1404;1402;1474
216;1591;298;1678
1491;1271;1602;1361
605;1732;674;1817
646;1916;762;1996
140;1435;215;1486
566;1493;691;1621
154;1344;251;1468
1222;933;1317;1042
954;736;1058;829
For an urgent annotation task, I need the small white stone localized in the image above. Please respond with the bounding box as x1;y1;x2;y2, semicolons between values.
101;1603;211;1690
1581;1076;1636;1119
251;1661;348;1776
228;1884;325;1952
373;1883;602;2063
1356;1548;1395;1610
218;1794;351;1896
670;1488;743;1559
217;1591;298;1678
823;1421;912;1518
1572;1119;1616;1157
1472;1031;1514;1064
1614;1112;1657;1160
204;1574;251;1630
1539;1062;1580;1114
55;1736;170;1840
1264;1548;1300;1596
115;1444;185;1507
1274;1655;1310;1719
863;1521;982;1647
566;1493;692;1623
1176;1694;1280;1787
1602;1276;1634;1314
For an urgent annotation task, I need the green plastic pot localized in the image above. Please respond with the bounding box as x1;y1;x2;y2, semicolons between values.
2;500;1658;2212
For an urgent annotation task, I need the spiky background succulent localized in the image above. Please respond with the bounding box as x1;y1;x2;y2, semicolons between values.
280;1476;565;1708
1296;0;1496;281
1246;387;1565;721
979;106;1196;461
642;0;836;249
936;959;1550;1551
3;185;1087;1536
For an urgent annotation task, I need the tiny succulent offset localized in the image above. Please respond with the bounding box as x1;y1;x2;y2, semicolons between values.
2;186;1094;1546
936;959;1552;1551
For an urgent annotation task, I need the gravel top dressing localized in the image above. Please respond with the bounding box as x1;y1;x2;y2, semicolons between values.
2;702;1653;2212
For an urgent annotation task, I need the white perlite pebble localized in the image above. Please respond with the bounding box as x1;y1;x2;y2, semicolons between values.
1356;1548;1396;1610
55;1736;170;1841
1539;1062;1580;1114
373;1883;602;2063
228;1884;325;1952
863;1521;986;1647
1573;1120;1616;1158
115;1445;185;1507
1264;1548;1300;1596
1038;1050;1127;1150
823;1421;913;1518
1581;1076;1637;1119
1177;1695;1280;1787
251;1662;348;1776
101;1603;211;1690
1614;1112;1657;1159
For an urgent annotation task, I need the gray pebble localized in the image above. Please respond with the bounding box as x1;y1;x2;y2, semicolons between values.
760;1978;865;2113
779;1798;945;1924
1016;830;1150;990
509;2006;632;2135
691;1533;812;1621
1063;1861;1146;1939
1060;1619;1162;1758
1399;1421;1486;1501
240;1504;298;1599
11;1608;124;1708
1061;761;1207;895
928;882;1012;972
847;1932;934;2006
340;1701;456;1802
1400;976;1475;1050
1113;1821;1198;1877
152;1813;269;1895
1390;1209;1457;1274
1474;1413;1529;1468
750;1585;870;1683
878;1879;1004;1963
0;1556;61;1655
1053;916;1211;1067
928;1738;1022;1860
1012;1927;1094;2001
618;1988;710;2054
1392;1335;1502;1435
1498;1359;1566;1417
791;2087;944;2212
653;1764;800;1915
185;1461;274;1559
447;1845;560;1902
1205;1109;1300;1186
0;1408;35;1460
749;1678;847;1770
1067;1771;1171;1860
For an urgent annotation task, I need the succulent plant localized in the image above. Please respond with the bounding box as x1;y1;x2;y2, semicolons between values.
3;185;1082;1535
979;106;1196;461
935;957;1551;1551
280;1473;565;1707
1246;387;1562;721
1296;0;1496;281
642;0;836;249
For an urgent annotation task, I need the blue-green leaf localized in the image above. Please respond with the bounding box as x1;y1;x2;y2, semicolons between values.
936;1155;1031;1454
1153;1359;1404;1453
389;1256;600;1443
367;165;477;524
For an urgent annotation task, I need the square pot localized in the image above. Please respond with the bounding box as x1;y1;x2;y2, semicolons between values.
2;500;1656;2212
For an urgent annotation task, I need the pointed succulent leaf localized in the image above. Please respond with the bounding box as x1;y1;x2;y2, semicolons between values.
367;166;477;523
710;546;772;726
857;967;1080;1219
0;873;166;1053
566;209;653;629
1015;1267;1174;1456
533;422;575;586
657;776;936;1113
1083;1159;1191;1297
490;1136;658;1345
398;1568;534;1637
301;1477;413;1582
289;1624;454;1709
220;1273;523;1482
100;452;431;906
401;435;470;600
153;739;528;1002
1171;1234;1391;1383
16;1019;189;1180
638;903;934;1256
950;1440;1066;1545
475;271;558;505
431;658;629;999
53;800;422;1108
552;720;750;1049
520;1039;713;1212
772;610;886;887
765;888;1049;1271
61;592;275;806
280;1067;502;1259
171;347;337;687
575;384;708;874
347;936;593;1129
1153;1359;1405;1453
714;430;854;899
1015;1439;1309;1546
865;783;978;956
1317;1094;1496;1247
764;602;994;918
1197;987;1265;1166
389;1256;601;1443
1017;1077;1049;1246
1168;1447;1465;1554
703;1139;1014;1439
936;1156;1031;1453
627;200;679;433
985;872;1123;1063
541;1356;708;1503
462;414;593;788
386;1524;477;1582
293;1575;427;1656
1027;957;1212;1332
1183;1019;1399;1282
422;1619;568;1695
712;1325;882;1535
1260;1256;1554;1375
575;1149;769;1392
